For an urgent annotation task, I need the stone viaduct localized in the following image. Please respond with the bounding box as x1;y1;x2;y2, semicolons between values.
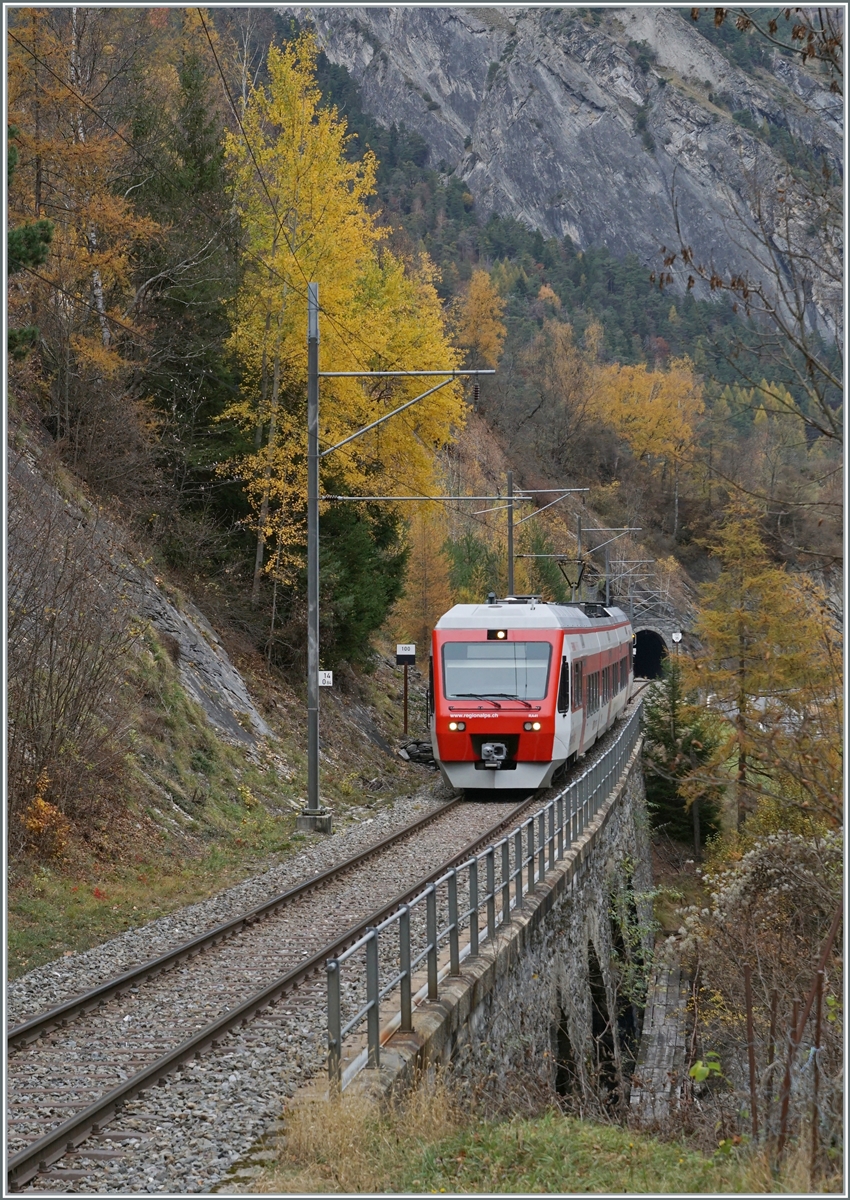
329;708;660;1112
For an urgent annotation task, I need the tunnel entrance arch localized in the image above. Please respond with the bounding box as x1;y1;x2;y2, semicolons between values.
633;629;667;679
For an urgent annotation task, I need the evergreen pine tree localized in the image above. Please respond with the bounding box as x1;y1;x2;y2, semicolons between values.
7;126;52;359
642;658;723;850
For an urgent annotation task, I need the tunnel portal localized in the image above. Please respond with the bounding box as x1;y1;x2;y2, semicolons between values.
633;629;667;679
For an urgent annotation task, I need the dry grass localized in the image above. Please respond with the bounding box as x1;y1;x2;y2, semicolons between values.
262;1077;461;1194
738;1138;843;1194
245;1074;843;1195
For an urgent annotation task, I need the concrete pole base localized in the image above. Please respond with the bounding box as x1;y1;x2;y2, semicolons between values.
296;807;333;834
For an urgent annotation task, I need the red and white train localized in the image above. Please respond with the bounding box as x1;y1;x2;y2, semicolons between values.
429;595;633;793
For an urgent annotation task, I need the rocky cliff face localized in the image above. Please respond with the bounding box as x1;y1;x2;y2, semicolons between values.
8;445;272;748
292;6;840;324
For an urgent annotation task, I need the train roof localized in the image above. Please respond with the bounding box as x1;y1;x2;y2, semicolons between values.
435;598;630;631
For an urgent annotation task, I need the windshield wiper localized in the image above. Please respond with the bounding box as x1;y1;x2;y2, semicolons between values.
452;693;534;709
487;693;534;708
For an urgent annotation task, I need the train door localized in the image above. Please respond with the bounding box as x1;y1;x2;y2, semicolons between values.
554;652;571;766
572;656;586;755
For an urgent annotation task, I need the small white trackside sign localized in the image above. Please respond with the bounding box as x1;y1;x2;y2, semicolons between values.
319;671;333;687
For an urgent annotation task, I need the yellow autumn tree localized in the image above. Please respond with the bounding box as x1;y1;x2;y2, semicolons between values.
594;356;704;536
453;268;506;369
594;357;703;467
223;34;464;600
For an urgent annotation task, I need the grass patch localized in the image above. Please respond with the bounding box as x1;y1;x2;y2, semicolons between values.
250;1082;836;1194
402;1111;744;1193
7;813;296;978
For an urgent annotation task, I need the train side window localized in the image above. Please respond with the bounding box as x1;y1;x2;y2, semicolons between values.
558;657;569;713
572;660;583;709
588;671;598;714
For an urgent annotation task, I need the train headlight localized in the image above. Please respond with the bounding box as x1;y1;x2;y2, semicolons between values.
532;721;541;731
448;721;466;731
525;720;542;731
523;721;533;731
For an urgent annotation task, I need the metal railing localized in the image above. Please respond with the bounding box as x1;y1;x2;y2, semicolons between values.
327;703;642;1088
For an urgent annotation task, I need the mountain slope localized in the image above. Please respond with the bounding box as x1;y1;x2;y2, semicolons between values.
295;5;840;328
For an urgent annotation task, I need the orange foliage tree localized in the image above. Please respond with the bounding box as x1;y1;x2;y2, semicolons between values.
594;357;704;537
453;268;506;369
8;7;161;494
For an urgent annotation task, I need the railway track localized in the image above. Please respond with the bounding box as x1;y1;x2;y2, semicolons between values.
7;790;543;1192
8;694;648;1193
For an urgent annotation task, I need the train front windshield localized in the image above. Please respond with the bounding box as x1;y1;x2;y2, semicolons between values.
441;642;552;700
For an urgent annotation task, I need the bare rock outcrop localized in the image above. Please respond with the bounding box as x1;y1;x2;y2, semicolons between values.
292;6;840;331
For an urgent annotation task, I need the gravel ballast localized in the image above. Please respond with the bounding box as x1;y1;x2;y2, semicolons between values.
7;781;523;1194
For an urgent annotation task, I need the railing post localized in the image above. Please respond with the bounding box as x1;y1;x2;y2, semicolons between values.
527;819;535;893
486;847;496;941
514;828;524;909
537;811;546;881
557;795;564;859
399;905;413;1033
327;958;341;1091
548;802;556;870
426;885;438;1000
501;839;511;924
448;869;460;976
365;929;380;1069
469;858;479;958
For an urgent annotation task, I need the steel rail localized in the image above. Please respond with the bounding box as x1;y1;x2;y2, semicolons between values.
7;797;465;1051
326;699;646;1082
7;794;538;1191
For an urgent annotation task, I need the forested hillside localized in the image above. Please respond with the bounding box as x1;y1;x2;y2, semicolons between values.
6;7;843;1183
7;7;841;934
